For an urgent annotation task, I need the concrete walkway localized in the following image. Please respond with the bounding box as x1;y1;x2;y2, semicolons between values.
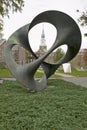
0;78;16;84
56;73;87;88
0;79;3;84
55;72;74;77
61;77;87;88
55;72;87;88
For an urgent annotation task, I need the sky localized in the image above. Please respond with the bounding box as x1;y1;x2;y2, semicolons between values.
3;0;87;52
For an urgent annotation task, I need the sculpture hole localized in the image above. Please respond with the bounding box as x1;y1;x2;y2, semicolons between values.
12;45;29;64
28;22;57;55
53;44;68;64
34;66;45;79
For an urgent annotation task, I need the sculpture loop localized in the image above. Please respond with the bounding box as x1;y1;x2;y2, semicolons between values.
4;10;81;92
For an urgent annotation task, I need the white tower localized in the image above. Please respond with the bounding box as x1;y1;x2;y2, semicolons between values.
40;24;46;47
36;24;47;57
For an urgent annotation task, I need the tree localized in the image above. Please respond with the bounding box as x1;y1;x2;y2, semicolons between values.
0;19;3;31
0;0;24;17
0;0;24;31
77;10;87;36
54;48;65;63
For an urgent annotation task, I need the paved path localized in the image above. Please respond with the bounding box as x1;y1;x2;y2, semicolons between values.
61;77;87;88
1;78;16;81
0;79;3;84
55;73;87;88
0;78;16;84
55;72;74;77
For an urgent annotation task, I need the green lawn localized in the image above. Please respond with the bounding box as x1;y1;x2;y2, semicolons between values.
70;70;87;77
0;68;13;78
0;79;87;130
1;68;87;78
58;68;87;77
0;68;44;78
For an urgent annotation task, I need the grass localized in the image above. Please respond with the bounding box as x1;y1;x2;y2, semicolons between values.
0;68;44;78
0;68;13;78
70;69;87;77
1;68;87;78
0;68;58;78
58;67;87;77
0;79;87;130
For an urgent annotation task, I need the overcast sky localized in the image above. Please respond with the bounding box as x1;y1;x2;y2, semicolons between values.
3;0;87;52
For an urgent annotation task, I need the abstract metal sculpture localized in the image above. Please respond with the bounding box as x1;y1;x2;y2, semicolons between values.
4;10;81;92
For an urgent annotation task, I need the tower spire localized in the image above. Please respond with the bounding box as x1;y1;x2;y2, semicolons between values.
40;24;46;46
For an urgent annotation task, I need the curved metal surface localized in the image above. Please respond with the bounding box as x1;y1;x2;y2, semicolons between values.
4;10;81;92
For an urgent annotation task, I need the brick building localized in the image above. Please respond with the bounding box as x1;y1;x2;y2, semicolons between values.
71;49;87;69
0;40;27;67
11;45;26;64
0;39;6;68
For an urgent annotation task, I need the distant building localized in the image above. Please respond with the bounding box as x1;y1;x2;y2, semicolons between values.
0;18;6;68
11;45;26;64
36;25;54;63
71;48;87;69
0;39;6;68
0;40;27;67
